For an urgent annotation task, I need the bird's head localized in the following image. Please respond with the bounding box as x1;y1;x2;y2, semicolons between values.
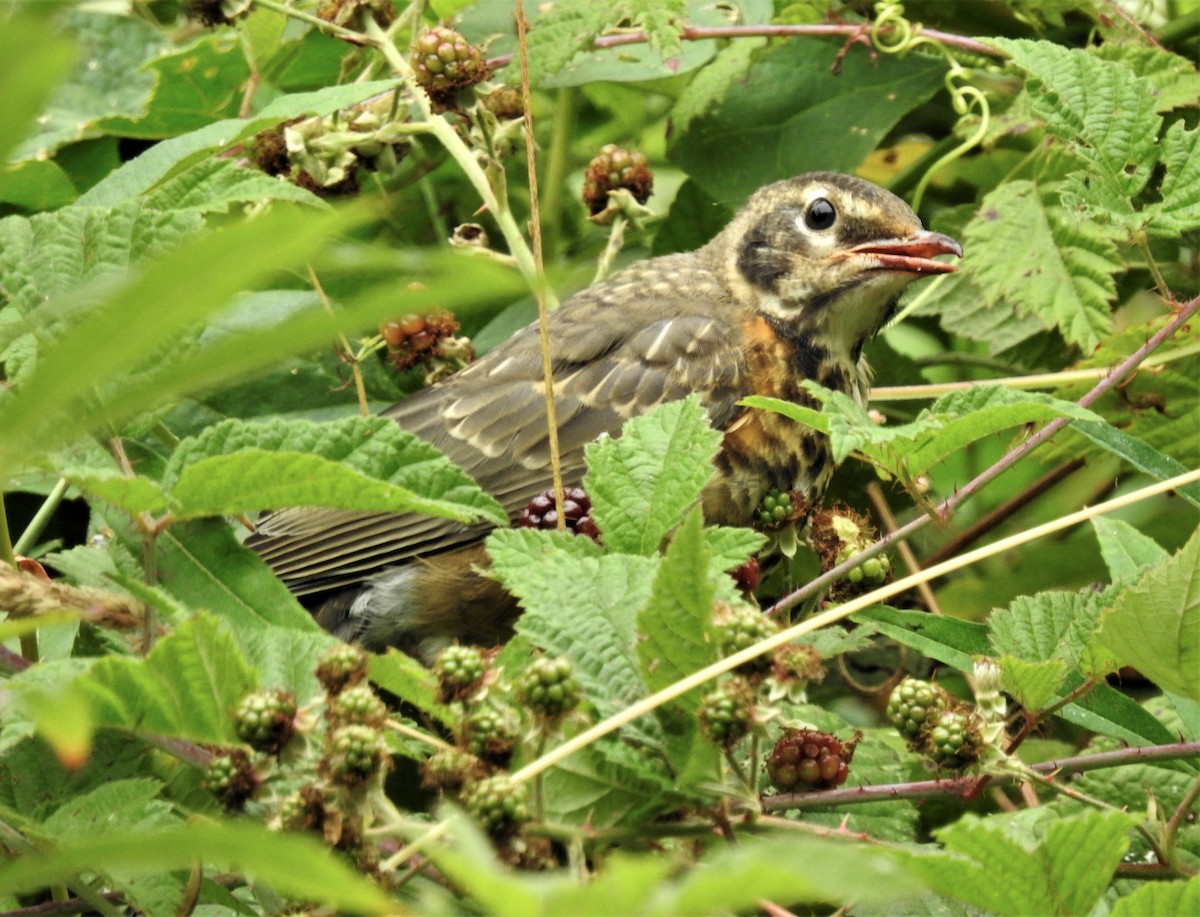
712;172;962;352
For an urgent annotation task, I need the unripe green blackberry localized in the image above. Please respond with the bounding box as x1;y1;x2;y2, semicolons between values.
886;677;951;739
765;643;825;704
463;775;530;836
518;486;601;541
324;724;387;786
465;706;515;767
712;604;778;677
233;690;297;755
316;643;370;695
276;784;328;832
516;656;581;719
433;644;487;703
410;27;488;107
697;679;756;748
327;684;388;728
756;488;806;529
204;748;258;811
764;729;856;792
420;747;488;792
928;708;984;768
581;144;653;216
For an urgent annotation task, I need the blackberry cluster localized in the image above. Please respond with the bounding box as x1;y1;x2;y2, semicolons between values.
764;729;856;792
204;749;258;812
316;643;370;695
465;706;515;767
380;310;473;378
886;677;985;770
327;684;388;729
233;690;297;756
809;505;892;596
420;747;488;792
756;488;807;529
581;145;654;217
410;27;489;107
433;644;488;703
713;604;778;678
698;679;756;748
928;709;985;768
516;656;581;719
517;486;601;541
463;776;530;836
323;724;387;787
885;676;951;739
316;0;394;33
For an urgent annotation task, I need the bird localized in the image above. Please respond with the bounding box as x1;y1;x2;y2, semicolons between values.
246;172;961;660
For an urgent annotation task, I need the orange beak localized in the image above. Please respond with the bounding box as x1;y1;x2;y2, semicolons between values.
841;230;963;275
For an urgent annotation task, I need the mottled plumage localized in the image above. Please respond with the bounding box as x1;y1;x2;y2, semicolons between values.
247;172;960;657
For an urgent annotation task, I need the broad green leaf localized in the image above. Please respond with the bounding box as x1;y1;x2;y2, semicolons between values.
672;39;945;201
1061;676;1180;748
996;655;1069;712
1099;526;1200;699
368;648;454;726
637;508;719;702
906;809;1132;916
235;625;340;705
77;80;400;206
1145;121;1200;236
1091;44;1200;113
991;38;1160;223
0;16;76;164
76;614;256;744
10;11;162;161
988;590;1116;680
1092;517;1169;584
20;683;95;771
541;738;683;828
0;820;397;914
489;528;662;747
701;525;767;579
164;417;506;524
960;180;1118;350
669;38;764;135
584;396;721;556
1111;876;1200;916
60;468;170;516
916;269;1046;356
853;606;989;674
142;157;326;213
41;779;170;839
0;161;77;211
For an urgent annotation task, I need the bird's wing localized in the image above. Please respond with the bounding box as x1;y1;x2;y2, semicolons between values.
247;254;748;596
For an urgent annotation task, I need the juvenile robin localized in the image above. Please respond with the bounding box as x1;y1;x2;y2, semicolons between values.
246;172;961;659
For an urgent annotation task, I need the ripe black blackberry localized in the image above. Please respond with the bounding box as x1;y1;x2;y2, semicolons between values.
517;486;600;540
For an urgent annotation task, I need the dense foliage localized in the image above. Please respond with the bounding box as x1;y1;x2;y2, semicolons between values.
1;0;1197;914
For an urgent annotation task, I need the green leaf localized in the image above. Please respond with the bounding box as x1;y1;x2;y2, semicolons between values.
1099;526;1200;699
0;820;397;914
0;161;77;211
142;157;326;213
907;809;1133;916
989;590;1116;680
991;38;1160;224
77;614;256;744
669;38;764;135
488;528;662;747
853;606;989;674
1091;43;1200;113
1111;876;1200;917
1145;121;1200;236
960;180;1118;350
367;649;454;725
584;396;721;556
701;525;767;577
164;417;506;525
1092;517;1168;584
996;655;1069;712
60;468;170;516
637;508;719;702
672;39;945;201
0;16;76;164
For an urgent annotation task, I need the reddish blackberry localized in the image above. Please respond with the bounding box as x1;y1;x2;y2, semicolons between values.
764;729;856;792
728;555;761;597
517;486;600;541
380;310;473;377
410;27;489;107
582;145;654;216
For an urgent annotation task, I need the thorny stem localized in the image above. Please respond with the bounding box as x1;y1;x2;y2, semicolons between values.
767;292;1200;620
1163;775;1200;865
253;0;367;43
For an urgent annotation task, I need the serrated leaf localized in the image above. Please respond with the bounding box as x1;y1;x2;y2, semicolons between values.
1091;43;1200;113
76;614;256;744
584;396;721;556
1099;526;1200;699
1092;517;1168;584
1111;876;1200;916
541;739;682;828
701;525;767;575
670;38;764;135
142;157;326;213
637;508;719;702
235;625;340;705
991;38;1160;223
368;648;455;726
920;809;1132;917
997;655;1069;712
961;180;1117;350
914;270;1046;356
41;779;169;838
520;0;614;86
60;468;170;516
0;820;397;914
1062;676;1179;748
164;416;506;524
1145;121;1200;236
989;590;1116;680
488;528;662;747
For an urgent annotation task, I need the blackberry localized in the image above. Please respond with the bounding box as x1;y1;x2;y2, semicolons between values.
712;604;778;677
756;488;807;529
728;555;761;597
516;656;581;720
697;679;756;748
433;644;487;703
277;784;328;832
316;643;370;695
886;677;951;740
233;690;297;756
581;145;653;216
764;729;856;792
327;684;388;728
517;486;600;541
465;706;515;767
463;775;530;836
420;747;488;793
380;310;473;377
809;505;891;595
204;749;258;811
765;643;825;704
323;724;388;786
928;708;984;769
410;27;489;107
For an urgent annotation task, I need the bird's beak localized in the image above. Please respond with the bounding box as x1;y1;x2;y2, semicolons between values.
839;230;963;275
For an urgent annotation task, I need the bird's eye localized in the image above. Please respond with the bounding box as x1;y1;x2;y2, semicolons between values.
804;198;836;231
